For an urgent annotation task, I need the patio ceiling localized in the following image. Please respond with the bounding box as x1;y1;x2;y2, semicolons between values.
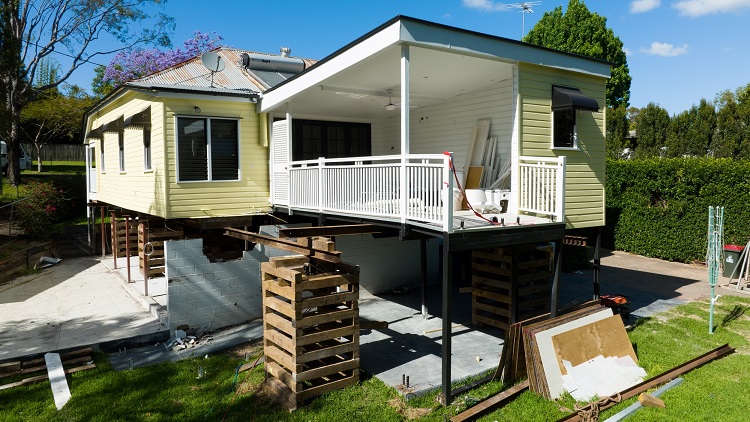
259;16;610;121
266;44;514;119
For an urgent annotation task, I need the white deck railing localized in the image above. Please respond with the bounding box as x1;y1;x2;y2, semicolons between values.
279;154;566;231
288;154;454;230
518;156;566;222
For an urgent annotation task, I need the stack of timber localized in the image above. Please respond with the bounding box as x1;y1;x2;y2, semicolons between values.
0;348;95;391
138;223;183;278
261;253;360;411
471;244;552;330
111;218;137;258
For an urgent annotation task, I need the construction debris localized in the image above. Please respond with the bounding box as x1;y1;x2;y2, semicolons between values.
45;353;71;410
0;348;96;392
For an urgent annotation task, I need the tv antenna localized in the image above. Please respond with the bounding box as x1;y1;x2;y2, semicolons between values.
200;51;225;88
503;2;541;39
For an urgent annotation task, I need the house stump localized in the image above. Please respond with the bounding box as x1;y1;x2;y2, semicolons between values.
471;244;552;330
261;254;360;411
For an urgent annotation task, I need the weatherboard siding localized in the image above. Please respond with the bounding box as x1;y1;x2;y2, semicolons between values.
518;63;607;228
92;93;167;217
163;99;270;218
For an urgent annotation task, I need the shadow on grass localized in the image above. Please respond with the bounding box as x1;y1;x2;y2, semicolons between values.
721;305;748;327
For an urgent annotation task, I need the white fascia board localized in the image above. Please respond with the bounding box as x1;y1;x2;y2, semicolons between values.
145;90;254;103
260;21;402;112
400;19;611;79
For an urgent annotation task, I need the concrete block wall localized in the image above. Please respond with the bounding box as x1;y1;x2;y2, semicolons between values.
165;238;262;331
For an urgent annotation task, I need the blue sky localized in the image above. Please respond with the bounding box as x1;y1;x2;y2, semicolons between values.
64;0;750;115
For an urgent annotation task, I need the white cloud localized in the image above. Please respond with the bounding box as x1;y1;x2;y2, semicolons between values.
642;42;689;56
623;47;634;56
673;0;750;17
462;0;508;12
630;0;661;13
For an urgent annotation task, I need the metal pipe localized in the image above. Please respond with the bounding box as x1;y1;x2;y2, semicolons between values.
143;222;149;295
420;237;428;318
100;207;105;258
125;215;131;283
594;227;601;299
110;211;117;269
551;239;563;318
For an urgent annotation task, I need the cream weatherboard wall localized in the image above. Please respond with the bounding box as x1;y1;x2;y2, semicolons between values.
162;98;271;218
91;91;271;219
91;92;167;217
517;63;607;229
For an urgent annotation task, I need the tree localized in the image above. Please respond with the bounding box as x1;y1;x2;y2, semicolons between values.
0;0;174;187
92;30;223;97
22;86;95;172
606;105;629;158
634;103;670;158
713;84;750;158
524;0;631;109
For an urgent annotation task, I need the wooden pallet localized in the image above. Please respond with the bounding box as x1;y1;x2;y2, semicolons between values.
471;245;551;330
261;254;360;411
0;348;96;391
111;218;137;258
138;223;183;278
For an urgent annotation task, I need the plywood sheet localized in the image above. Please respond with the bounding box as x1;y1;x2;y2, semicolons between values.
534;309;613;399
552;314;637;374
462;166;483;208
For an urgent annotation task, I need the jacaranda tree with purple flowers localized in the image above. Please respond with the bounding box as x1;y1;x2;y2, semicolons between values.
92;31;223;97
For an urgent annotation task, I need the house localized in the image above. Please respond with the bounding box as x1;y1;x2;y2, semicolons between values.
83;15;609;405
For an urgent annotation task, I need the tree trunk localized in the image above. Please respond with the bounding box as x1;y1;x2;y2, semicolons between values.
36;143;43;172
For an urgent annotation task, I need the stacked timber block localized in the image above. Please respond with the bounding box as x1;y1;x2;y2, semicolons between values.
261;254;360;411
471;244;552;330
137;223;183;278
111;217;138;258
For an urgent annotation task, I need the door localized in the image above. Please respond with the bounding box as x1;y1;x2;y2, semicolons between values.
271;120;289;205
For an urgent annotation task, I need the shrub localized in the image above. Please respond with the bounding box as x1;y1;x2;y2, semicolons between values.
14;181;72;239
605;158;750;262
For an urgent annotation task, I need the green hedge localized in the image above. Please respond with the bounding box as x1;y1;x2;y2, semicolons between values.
605;158;750;263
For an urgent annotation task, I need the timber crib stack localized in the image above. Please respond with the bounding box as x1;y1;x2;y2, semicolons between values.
137;223;183;278
261;255;360;411
471;244;552;330
111;217;137;258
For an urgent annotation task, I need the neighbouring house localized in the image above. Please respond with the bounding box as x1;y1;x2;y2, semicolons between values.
83;15;609;404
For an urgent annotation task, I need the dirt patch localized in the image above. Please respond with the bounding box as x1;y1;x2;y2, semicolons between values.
387;397;433;420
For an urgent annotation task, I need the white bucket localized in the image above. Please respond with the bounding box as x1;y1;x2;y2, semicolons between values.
465;189;487;210
442;188;463;211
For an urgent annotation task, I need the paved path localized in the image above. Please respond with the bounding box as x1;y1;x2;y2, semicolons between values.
559;249;748;319
0;256;167;362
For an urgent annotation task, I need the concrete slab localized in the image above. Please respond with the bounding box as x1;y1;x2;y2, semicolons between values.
359;287;504;396
0;256;168;362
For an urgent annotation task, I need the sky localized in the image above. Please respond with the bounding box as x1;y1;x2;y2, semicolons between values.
61;0;750;115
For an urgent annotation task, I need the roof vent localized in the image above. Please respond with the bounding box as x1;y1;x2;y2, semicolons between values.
241;53;250;67
280;47;291;57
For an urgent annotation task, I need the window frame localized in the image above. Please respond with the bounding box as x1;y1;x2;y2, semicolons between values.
551;108;579;150
175;116;241;183
143;127;152;172
118;130;125;172
291;119;372;161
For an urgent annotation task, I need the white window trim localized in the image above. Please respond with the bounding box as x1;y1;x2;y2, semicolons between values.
174;115;241;183
100;138;106;174
551;109;580;151
118;131;125;172
143;127;152;172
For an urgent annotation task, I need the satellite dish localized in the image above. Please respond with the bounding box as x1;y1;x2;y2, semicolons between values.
200;51;225;72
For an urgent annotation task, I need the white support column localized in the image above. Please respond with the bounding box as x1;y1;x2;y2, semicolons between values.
400;44;410;224
556;156;566;222
443;153;454;233
285;105;293;214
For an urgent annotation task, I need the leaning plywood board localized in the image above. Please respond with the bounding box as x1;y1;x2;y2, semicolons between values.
534;309;613;399
463;119;491;185
461;166;483;209
45;353;71;410
552;314;638;374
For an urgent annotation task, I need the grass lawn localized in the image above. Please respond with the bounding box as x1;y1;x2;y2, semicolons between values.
1;161;85;203
1;297;748;421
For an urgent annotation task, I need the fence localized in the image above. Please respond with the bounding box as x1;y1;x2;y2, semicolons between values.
21;143;85;162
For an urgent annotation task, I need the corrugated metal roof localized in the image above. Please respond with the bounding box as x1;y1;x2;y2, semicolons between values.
128;48;316;95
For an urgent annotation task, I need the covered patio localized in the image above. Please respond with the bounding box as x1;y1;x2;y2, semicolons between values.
258;15;608;404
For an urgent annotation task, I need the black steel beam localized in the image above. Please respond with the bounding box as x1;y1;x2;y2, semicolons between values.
441;233;453;405
277;224;382;238
594;227;601;299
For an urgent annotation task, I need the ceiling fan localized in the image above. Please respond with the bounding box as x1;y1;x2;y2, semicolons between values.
371;89;418;111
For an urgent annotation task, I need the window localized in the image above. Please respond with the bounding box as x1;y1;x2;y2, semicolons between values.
143;128;152;171
100;139;106;173
553;109;577;149
291;119;371;161
118;131;125;172
177;117;239;182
